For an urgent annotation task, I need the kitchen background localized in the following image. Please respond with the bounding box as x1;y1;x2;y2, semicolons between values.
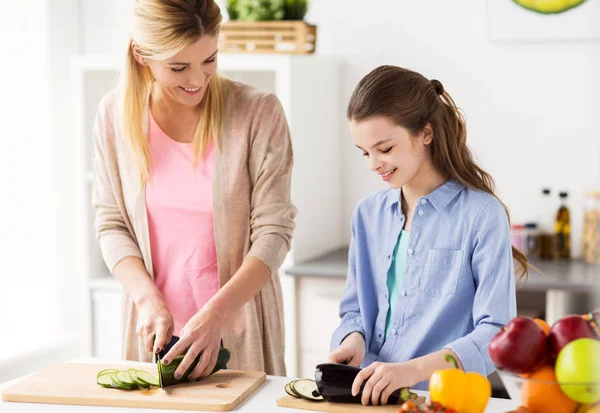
1;0;599;398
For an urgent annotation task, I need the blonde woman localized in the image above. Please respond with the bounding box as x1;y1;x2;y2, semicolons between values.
92;0;296;379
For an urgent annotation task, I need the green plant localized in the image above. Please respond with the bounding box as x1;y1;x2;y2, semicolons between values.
236;0;285;21
283;0;308;20
226;0;240;20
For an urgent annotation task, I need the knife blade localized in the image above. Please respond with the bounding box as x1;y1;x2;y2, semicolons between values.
156;352;164;389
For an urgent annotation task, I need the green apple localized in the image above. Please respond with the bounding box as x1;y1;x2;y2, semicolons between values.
555;338;600;404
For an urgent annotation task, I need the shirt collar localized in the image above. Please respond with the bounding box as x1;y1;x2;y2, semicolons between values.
384;180;466;211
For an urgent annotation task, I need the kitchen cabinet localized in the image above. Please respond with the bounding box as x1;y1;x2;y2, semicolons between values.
296;276;346;377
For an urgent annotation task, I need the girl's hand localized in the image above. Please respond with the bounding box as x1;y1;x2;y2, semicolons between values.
162;307;223;381
135;295;174;355
327;332;366;367
352;361;419;406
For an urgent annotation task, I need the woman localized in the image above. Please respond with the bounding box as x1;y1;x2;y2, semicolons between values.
327;65;528;403
93;0;296;379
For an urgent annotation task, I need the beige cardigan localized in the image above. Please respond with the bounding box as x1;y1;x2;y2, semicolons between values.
92;79;297;376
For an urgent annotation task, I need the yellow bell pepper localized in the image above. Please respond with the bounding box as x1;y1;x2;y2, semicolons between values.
429;354;491;413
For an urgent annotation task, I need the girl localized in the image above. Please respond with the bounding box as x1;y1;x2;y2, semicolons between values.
93;0;296;379
327;65;528;404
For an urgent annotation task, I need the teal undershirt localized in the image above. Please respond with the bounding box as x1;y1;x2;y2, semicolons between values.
385;229;410;339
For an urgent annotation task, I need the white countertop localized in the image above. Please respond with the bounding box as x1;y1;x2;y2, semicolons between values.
0;358;519;413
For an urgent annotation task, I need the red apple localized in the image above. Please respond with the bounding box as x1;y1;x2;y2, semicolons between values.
548;315;595;360
489;316;548;374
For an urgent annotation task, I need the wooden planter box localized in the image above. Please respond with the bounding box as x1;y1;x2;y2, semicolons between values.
218;21;317;54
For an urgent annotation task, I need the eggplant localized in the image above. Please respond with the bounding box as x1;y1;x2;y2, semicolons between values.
314;363;415;405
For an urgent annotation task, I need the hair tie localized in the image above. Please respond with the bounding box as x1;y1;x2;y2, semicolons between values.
431;79;444;95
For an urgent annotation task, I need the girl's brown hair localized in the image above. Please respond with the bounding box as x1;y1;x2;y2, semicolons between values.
347;65;529;280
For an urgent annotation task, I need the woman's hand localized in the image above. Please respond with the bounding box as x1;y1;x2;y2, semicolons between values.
135;294;174;355
162;307;224;381
352;361;420;406
326;332;366;367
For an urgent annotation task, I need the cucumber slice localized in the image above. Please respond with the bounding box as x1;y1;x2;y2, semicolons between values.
127;369;150;389
291;379;323;402
134;370;159;387
97;372;114;388
111;371;138;390
285;382;298;397
97;368;118;379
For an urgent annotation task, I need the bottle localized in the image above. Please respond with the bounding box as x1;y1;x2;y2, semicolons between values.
583;190;600;264
555;191;571;259
539;188;556;260
511;224;525;251
524;222;539;257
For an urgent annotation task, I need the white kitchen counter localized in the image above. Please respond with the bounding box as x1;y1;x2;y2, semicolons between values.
0;358;519;413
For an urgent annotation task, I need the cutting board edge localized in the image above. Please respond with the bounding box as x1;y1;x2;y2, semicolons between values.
1;393;237;412
275;395;419;413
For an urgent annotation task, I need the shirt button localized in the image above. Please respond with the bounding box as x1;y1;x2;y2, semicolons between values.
391;329;397;336
401;291;407;296
420;199;427;204
408;248;414;255
378;333;383;338
418;210;424;216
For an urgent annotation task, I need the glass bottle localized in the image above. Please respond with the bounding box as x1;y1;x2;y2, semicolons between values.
555;191;571;259
539;188;556;260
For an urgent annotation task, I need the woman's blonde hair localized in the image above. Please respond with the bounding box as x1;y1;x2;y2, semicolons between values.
121;0;226;182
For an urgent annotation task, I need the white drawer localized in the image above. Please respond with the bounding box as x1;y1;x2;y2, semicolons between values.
91;288;123;359
298;349;331;379
298;276;346;352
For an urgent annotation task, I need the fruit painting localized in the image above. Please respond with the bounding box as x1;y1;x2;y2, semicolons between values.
487;0;600;41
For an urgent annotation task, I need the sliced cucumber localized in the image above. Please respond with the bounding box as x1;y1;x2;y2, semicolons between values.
97;372;114;388
97;368;159;391
97;368;118;379
127;369;150;389
135;370;159;387
291;379;323;402
111;371;138;390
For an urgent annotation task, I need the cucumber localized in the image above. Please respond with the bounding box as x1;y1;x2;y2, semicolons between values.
96;368;118;379
127;369;150;389
111;372;138;390
97;372;114;388
135;370;159;387
157;347;231;387
97;368;159;390
290;379;323;402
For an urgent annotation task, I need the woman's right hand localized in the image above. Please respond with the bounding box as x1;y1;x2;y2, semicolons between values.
327;332;366;367
135;295;174;354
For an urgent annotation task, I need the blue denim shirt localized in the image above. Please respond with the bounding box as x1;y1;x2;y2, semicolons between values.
331;180;517;389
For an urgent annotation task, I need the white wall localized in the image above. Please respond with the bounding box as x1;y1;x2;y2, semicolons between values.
305;0;600;257
78;0;600;258
0;0;55;357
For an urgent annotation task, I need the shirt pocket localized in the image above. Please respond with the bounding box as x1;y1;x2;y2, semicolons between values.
419;249;464;298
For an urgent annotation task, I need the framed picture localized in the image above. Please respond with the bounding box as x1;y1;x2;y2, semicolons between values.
487;0;600;42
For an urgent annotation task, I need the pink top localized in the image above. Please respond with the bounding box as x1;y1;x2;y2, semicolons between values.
145;109;219;336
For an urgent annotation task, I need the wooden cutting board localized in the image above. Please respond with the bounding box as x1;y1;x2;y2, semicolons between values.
1;362;266;411
276;395;427;413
